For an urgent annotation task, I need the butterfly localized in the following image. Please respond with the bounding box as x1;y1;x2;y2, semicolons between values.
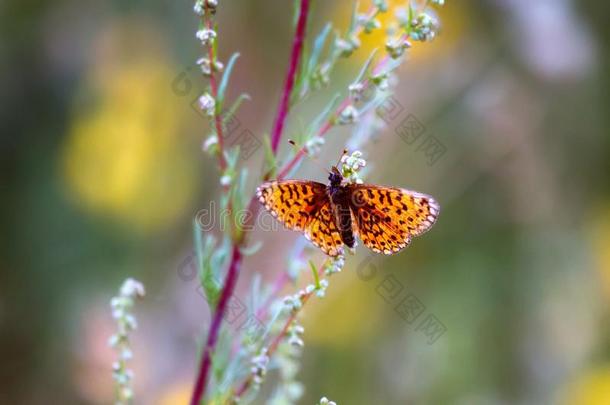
256;166;439;257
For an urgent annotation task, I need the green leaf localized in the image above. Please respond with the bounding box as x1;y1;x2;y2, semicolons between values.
222;93;250;128
348;0;360;34
217;52;240;110
309;260;320;289
299;23;332;98
240;240;263;257
355;48;378;83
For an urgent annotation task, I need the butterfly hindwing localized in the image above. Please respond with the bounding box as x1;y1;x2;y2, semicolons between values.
256;180;344;256
347;184;440;254
304;201;344;257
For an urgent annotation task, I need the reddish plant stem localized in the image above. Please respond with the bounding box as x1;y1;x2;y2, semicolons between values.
190;2;312;402
190;245;242;405
276;45;402;180
270;0;311;154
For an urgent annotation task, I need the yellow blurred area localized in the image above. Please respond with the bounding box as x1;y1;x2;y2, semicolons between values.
589;204;610;302
303;267;385;346
61;21;199;233
560;366;610;405
157;382;232;405
332;0;466;63
157;382;191;405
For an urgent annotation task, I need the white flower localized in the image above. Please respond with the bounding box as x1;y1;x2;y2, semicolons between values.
109;278;144;404
193;0;205;16
338;105;359;125
348;82;365;100
289;335;304;347
219;174;232;186
196;57;212;75
411;13;438;42
319;397;337;405
120;278;145;298
202;134;218;152
305;136;325;155
198;93;216;116
196;28;216;46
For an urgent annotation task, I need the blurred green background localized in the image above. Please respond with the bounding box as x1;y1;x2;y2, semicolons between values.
2;0;610;403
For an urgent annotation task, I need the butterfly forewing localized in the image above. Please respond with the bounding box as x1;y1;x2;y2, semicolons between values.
347;184;440;254
256;180;344;256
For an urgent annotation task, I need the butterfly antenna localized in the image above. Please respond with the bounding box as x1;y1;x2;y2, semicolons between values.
334;149;348;169
288;140;331;174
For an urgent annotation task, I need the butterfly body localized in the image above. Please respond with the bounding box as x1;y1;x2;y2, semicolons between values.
256;166;439;257
327;167;356;248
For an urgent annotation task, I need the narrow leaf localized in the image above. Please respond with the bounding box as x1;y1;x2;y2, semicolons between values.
217;52;240;109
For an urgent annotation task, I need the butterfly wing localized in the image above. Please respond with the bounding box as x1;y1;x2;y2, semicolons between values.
256;180;344;256
347;184;440;254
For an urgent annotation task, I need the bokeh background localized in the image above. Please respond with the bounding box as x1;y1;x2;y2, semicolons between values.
2;0;610;403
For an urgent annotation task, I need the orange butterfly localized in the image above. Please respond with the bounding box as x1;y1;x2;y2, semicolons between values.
256;166;439;256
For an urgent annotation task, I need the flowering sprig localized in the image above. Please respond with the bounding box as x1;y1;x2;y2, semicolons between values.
108;278;145;405
186;0;447;403
341;150;367;184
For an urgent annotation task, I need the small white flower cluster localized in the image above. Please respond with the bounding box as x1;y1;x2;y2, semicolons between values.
304;278;330;298
348;82;365;101
109;278;145;404
198;93;216;116
357;13;381;34
202;133;219;154
196;27;217;46
283;291;306;313
386;37;412;59
305;135;325;155
410;13;439;42
338;105;359;125
219;174;232;187
324;254;345;276
340;150;366;184
194;0;223;118
319;396;337;405
287;322;305;348
336;35;361;58
250;348;270;387
193;0;218;16
196;56;224;76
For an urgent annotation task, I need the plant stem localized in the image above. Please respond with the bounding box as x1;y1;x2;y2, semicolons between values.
190;245;242;405
270;0;311;154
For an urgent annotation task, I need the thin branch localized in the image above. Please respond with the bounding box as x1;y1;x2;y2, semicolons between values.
270;0;311;154
190;245;243;405
233;262;326;400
